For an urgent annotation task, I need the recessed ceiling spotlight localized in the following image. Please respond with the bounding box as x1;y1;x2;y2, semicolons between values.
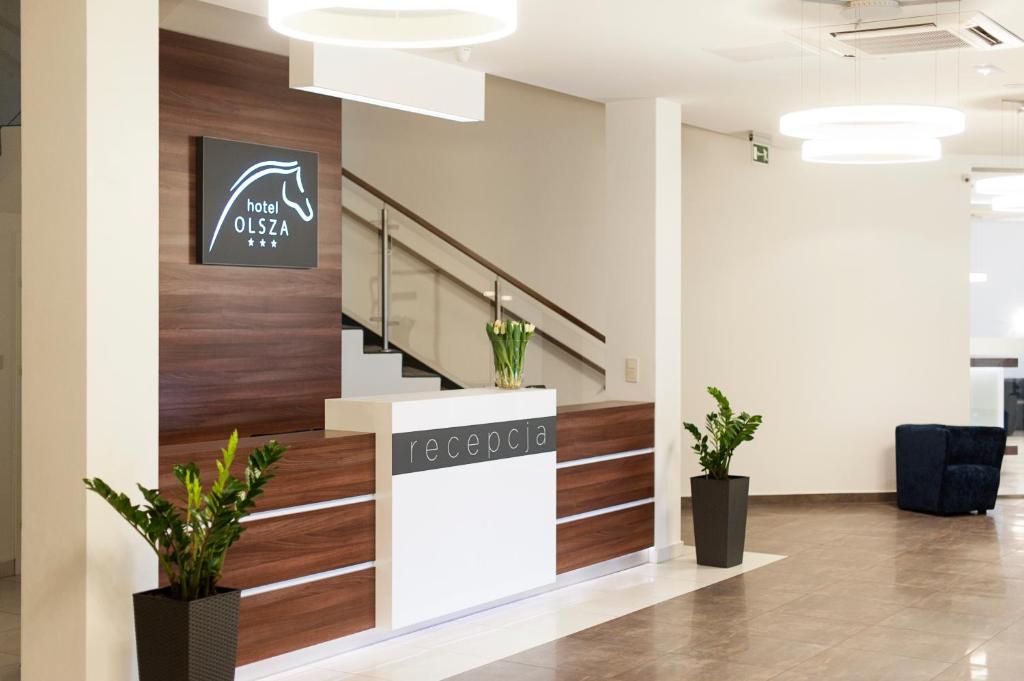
976;64;1003;77
970;273;989;284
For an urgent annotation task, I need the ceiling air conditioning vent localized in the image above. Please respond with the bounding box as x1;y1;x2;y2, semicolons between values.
794;11;1024;57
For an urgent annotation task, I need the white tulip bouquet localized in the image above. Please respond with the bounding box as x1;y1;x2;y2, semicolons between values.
486;319;535;389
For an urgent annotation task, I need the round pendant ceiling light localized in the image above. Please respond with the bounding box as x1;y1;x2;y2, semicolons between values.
268;0;518;49
780;105;966;141
802;137;942;164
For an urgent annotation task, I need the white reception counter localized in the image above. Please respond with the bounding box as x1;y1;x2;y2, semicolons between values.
325;387;558;630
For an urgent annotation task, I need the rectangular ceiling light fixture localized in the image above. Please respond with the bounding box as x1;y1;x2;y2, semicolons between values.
290;41;485;123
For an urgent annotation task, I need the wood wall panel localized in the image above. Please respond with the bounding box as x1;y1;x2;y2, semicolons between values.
556;503;654;574
556;402;655;463
237;569;375;666
557;453;654;518
159;430;375;512
159;30;343;445
222;502;374;590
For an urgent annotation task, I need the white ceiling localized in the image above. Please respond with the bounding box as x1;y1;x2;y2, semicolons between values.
182;0;1024;156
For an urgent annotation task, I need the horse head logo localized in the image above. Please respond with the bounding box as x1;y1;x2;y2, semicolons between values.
208;160;315;252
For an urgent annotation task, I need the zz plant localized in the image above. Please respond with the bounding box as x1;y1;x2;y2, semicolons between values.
84;431;286;601
684;387;763;480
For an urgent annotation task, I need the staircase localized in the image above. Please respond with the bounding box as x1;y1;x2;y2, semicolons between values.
341;170;607;404
342;315;460;397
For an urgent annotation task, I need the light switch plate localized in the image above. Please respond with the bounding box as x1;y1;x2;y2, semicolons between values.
625;357;639;383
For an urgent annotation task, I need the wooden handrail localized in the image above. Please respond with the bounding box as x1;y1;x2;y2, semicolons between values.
342;205;606;379
342;169;606;344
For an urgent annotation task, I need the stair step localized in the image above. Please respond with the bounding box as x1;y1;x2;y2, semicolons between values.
363;344;401;355
402;366;439;379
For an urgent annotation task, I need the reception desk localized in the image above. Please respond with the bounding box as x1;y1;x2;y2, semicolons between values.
325;388;558;629
158;392;655;670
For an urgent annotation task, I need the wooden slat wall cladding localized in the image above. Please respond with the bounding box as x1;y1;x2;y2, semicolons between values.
159;30;343;445
557;454;654;518
224;502;374;590
238;569;375;666
158;430;375;511
556;401;655;463
158;428;376;664
557;503;655;574
555;402;655;573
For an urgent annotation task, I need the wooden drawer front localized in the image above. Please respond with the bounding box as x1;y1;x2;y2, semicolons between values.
557;454;653;519
222;502;374;590
556;402;654;463
237;568;375;666
159;430;375;511
556;503;654;574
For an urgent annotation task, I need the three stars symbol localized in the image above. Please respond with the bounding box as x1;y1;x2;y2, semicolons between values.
247;238;279;249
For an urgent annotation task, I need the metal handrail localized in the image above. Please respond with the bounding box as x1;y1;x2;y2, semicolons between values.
342;169;606;344
342;205;606;379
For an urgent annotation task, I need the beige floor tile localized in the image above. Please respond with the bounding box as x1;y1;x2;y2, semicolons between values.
932;662;1019;681
610;653;779;681
769;646;950;681
504;638;657;678
775;592;906;624
962;639;1024;670
444;660;594;681
741;612;868;646
913;590;1024;618
811;578;937;607
686;632;828;670
837;624;986;663
879;607;1015;638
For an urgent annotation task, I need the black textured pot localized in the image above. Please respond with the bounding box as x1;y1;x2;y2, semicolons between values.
690;475;750;568
133;587;240;681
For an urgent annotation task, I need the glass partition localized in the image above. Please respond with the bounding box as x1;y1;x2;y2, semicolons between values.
341;173;606;403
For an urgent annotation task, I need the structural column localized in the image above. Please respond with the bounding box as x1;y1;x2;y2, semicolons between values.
22;1;159;679
605;99;683;561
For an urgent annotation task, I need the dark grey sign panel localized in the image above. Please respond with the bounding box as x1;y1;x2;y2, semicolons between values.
392;416;557;476
198;137;319;268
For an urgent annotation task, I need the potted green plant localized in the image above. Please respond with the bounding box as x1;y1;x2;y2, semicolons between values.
486;319;535;389
83;431;285;681
684;387;763;568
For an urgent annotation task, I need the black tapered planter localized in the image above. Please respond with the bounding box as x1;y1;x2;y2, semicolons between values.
133;587;240;681
690;475;750;568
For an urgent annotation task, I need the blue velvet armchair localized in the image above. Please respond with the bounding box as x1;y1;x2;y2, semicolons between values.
896;425;1006;515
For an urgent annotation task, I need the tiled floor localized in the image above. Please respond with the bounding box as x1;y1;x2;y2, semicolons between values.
251;549;784;681
437;498;1024;681
11;498;1024;681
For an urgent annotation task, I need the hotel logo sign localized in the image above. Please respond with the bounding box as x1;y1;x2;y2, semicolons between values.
392;416;557;475
198;137;319;268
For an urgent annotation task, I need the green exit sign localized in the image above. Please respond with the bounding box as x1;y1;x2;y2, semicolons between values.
752;143;770;165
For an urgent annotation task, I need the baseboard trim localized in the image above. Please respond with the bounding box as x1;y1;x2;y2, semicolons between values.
680;492;897;510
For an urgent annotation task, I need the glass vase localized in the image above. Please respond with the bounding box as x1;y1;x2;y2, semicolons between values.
495;366;524;390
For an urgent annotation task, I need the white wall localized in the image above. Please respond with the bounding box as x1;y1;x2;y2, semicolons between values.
681;126;971;495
